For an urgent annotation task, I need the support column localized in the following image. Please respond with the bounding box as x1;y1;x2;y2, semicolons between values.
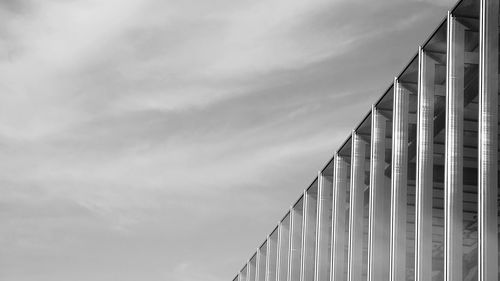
288;202;303;281
267;233;278;281
258;244;268;281
415;47;435;281
248;255;257;281
478;1;499;280
300;188;317;281
390;78;409;281
367;106;390;281
331;154;349;281
247;264;252;281
277;215;291;281
347;132;366;281
444;11;464;281
314;171;333;281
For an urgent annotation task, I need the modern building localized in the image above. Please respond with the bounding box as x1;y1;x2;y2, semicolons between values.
232;0;499;280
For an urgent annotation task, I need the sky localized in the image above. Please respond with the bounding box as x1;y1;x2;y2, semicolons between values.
0;0;456;280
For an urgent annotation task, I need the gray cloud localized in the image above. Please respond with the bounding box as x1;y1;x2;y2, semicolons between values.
0;0;34;14
0;0;454;280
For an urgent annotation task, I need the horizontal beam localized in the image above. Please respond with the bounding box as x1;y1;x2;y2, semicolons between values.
427;50;478;65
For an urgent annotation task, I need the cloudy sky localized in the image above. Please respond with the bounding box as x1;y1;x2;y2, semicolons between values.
0;0;456;280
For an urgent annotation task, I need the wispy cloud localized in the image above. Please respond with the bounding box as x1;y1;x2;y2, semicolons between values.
0;0;454;280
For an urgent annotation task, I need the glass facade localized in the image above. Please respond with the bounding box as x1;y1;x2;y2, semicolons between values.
233;0;500;280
